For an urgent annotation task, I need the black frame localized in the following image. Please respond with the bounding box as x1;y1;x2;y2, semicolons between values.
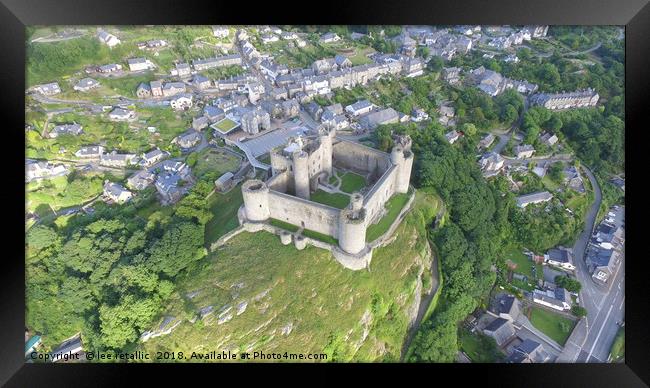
2;0;648;386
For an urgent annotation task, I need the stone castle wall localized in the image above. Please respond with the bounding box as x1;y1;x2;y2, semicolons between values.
332;140;392;175
268;190;340;236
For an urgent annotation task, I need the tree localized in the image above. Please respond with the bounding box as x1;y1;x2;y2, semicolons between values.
146;222;205;277
571;305;588;317
461;123;477;137
427;57;444;73
555;275;582;293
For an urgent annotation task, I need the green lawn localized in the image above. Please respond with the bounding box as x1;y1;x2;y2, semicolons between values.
311;190;350;209
193;148;241;179
504;246;534;278
541;175;561;192
214;118;239;133
529;307;576;346
609;327;625;362
339;172;367;194
366;193;412;242
458;328;504;363
204;185;244;245
270;218;338;245
26;174;105;213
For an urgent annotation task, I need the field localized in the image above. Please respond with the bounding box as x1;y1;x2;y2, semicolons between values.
366;192;412;242
609;327;625;362
270;219;339;245
310;190;350;209
338;172;367;194
192;148;241;179
138;191;440;362
26;173;106;214
213;118;240;133
529;307;575;346
204;185;244;246
458;328;504;363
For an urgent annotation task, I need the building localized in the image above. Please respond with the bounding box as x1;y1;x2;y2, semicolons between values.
490;294;521;322
479;133;495;149
140;148;169;166
127;57;155;72
50;334;84;363
505;339;550;363
192;116;210;130
192;74;212;90
441;67;461;85
410;108;429;122
204;105;225;123
514;144;535;159
174;62;192;77
99;151;138;167
173;130;202;149
169;94;193;111
25;335;42;359
73;78;100;92
212;26;230;38
345;99;375;117
532;288;571;311
103;181;133;204
215;171;235;192
359;107;399;130
97;30;120;47
97;63;122;73
192;54;242;71
33;82;61;96
162;82;186;97
127;169;156;191
239;132;414;270
241;107;271;135
109;108;136;121
563;166;585;193
26;160;68;182
529;88;599;110
155;171;184;203
136;82;152;98
540;132;559;146
483;318;516;347
445;130;460;144
75;145;105;159
515;191;553;208
49;123;83;138
479;152;505;177
150;80;163;97
545;248;575;271
586;206;625;285
320;32;340;43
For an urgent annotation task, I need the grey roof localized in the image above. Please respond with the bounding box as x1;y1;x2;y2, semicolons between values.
547;248;570;263
516;191;552;207
360;108;399;128
347;99;373;112
128;57;148;65
75;78;99;89
215;171;234;185
483;318;515;346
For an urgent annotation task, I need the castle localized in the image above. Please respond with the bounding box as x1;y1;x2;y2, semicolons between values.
238;128;414;270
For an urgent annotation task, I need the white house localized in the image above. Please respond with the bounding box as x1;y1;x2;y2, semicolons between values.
532;288;571;311
97;30;120;48
544;248;576;271
212;26;230;38
127;58;155;72
345;99;374;116
103;181;133;204
170;94;193;111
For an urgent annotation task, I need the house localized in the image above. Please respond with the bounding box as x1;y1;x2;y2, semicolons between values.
97;30;120;47
241;107;271;135
345;99;374;116
170;94;193;111
173;130;202;149
587;209;625;285
75;145;105;159
136;82;152;98
281;31;298;40
103;181;133;204
50;334;84;363
403;58;425;78
490;294;521;322
159;160;191;177
532;288;571;311
545;248;575;271
212;26;230;38
215;171;235;192
479;152;505;177
109;108;136;121
155;172;184;203
514;144;535;159
127;169;156;191
350;32;367;40
192;54;242;71
438;105;455;126
127;57;155;72
246;82;266;104
192;116;210;130
479;133;495;149
140;148;169;166
320;32;340;43
359;107;399;130
563;166;585;193
515;191;553;208
73;78;100;92
174;62;192;77
445;130;460;144
529;88;600;110
145;39;167;48
540;132;559;146
33;82;61;96
97;63;122;73
193;74;212;90
483;318;516;347
271;87;289;100
334;54;352;69
261;33;279;44
26;161;68;182
305;102;324;121
100;151;138;167
532;163;547;178
49;123;83;138
203;105;225;123
505;339;550;363
281;99;300;118
162;82;186;97
150;80;163;97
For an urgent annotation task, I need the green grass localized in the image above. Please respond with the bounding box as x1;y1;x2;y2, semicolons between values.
529;307;576;346
26;174;104;213
458;328;504;363
138;190;440;362
214;118;239;133
269;218;299;232
609;327;625;362
366;193;412;242
504;246;534;278
311;190;350;209
270;218;338;245
338;172;367;194
204;186;244;245
193;148;241;179
541;175;561;192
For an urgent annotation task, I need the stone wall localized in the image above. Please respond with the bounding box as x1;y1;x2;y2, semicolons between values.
268;190;340;236
332;140;392;176
363;165;398;224
267;170;291;193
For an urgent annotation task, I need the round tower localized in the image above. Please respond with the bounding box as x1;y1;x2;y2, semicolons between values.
391;144;412;194
350;192;364;212
338;207;367;255
242;179;270;221
293;150;310;200
319;133;333;177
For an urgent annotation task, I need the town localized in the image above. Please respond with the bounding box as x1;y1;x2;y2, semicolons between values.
25;25;624;364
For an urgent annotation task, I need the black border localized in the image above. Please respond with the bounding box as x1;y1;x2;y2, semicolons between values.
2;0;648;386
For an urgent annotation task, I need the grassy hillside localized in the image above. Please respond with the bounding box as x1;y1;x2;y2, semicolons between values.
138;191;440;362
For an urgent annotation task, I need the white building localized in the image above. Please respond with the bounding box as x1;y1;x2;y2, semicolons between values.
212;26;230;38
103;181;133;204
97;30;120;48
169;94;193;111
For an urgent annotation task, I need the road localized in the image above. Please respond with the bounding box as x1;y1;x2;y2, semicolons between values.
557;166;625;363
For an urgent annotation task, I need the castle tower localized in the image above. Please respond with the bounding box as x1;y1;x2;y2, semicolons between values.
293;150;310;200
391;141;414;194
319;130;333;177
338;195;367;255
242;179;270;221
